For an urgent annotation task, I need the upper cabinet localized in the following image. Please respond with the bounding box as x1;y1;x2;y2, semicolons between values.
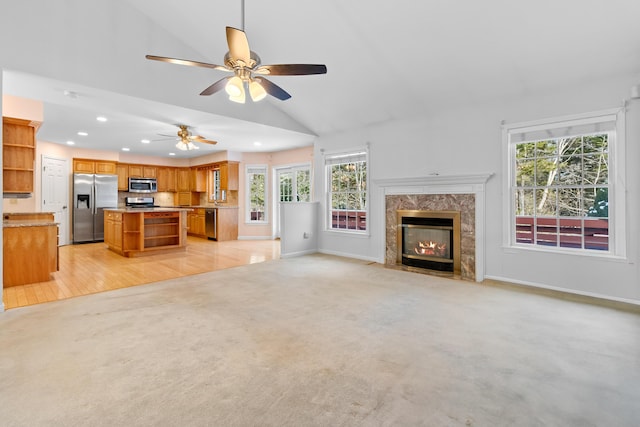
157;167;177;192
128;165;156;178
116;163;129;191
191;167;207;192
177;168;191;192
220;161;239;191
73;158;117;175
3;117;38;196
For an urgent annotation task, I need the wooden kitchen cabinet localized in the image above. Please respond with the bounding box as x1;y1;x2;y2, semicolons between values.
104;210;123;252
128;165;156;178
177;168;191;192
187;208;206;237
116;163;129;191
191;167;207;192
220;161;239;191
3;117;37;195
157;167;177;192
3;212;58;287
73;158;117;174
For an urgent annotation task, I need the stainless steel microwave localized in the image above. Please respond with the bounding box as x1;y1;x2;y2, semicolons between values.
128;177;157;193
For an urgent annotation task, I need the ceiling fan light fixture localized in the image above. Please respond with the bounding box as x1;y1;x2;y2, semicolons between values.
225;76;244;97
249;80;266;102
229;90;246;104
175;141;187;151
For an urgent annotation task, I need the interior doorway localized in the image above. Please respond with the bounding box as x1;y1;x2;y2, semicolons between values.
41;155;69;245
273;164;311;238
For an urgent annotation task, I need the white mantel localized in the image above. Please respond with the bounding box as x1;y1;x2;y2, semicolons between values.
374;173;493;281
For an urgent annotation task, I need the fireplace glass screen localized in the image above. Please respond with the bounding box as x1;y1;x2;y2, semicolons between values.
400;216;454;272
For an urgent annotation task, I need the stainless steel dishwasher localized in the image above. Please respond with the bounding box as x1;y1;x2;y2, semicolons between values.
205;208;217;240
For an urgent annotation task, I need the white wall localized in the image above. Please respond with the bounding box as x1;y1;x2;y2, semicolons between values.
314;74;640;303
280;202;318;257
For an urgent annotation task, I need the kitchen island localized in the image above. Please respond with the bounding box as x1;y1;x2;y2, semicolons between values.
104;208;191;257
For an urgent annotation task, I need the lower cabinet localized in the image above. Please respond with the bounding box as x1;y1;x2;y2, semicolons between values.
3;213;58;287
187;208;206;237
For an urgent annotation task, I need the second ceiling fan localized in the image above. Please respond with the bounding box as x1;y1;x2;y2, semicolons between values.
146;1;327;103
159;125;217;151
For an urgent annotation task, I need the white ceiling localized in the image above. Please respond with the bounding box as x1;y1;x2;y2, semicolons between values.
2;0;640;159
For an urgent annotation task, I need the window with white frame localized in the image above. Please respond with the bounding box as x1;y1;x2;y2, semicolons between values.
325;148;368;232
246;165;267;223
504;109;625;255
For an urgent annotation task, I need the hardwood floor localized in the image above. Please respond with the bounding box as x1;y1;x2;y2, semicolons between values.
3;237;281;310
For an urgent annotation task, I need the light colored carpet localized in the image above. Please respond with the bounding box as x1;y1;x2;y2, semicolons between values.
1;254;639;426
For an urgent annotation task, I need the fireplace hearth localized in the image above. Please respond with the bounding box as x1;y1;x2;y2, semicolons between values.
396;210;461;275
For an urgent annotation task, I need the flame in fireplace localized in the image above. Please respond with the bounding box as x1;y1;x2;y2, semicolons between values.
414;240;447;257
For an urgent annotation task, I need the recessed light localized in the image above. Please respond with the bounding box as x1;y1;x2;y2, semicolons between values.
169;152;176;156
253;141;262;146
77;131;88;136
141;139;150;144
122;147;130;151
66;140;75;145
96;116;108;122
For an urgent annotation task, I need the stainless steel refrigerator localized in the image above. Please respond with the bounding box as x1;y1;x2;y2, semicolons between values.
73;173;118;243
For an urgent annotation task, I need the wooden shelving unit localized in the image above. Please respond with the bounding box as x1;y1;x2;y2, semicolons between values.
105;209;188;257
3;117;38;195
143;212;180;249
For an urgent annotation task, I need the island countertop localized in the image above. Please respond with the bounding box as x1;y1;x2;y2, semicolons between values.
106;207;194;213
3;212;59;228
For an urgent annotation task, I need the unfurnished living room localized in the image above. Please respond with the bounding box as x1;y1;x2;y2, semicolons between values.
1;1;640;426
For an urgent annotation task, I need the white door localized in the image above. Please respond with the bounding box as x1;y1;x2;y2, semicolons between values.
274;165;311;238
42;155;70;245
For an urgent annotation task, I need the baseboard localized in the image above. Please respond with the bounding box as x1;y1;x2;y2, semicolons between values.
317;249;380;264
280;249;319;258
237;236;276;241
484;274;640;312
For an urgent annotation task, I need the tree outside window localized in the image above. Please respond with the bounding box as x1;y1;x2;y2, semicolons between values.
514;133;609;250
325;150;367;232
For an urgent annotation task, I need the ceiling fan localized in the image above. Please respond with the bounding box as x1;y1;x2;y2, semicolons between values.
158;125;217;151
145;0;327;103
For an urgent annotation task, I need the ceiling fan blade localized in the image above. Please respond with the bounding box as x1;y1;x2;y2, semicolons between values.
226;26;251;65
145;55;229;71
192;136;218;145
254;64;327;76
254;77;291;101
200;77;231;96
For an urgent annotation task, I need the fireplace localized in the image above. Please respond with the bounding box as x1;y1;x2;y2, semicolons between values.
396;210;461;275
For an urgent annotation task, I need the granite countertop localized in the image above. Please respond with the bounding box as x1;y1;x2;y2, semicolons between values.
3;212;58;228
3;219;59;228
106;207;194;213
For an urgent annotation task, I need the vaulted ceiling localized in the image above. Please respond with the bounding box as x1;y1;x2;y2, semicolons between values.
2;0;639;158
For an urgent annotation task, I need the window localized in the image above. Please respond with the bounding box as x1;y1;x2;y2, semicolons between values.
246;165;267;223
504;109;625;255
325;148;368;232
277;165;311;203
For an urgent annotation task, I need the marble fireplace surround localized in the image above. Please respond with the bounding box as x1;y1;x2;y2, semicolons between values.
375;174;492;282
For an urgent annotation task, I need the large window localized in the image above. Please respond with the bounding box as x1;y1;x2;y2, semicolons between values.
504;109;625;255
325;149;368;232
246;165;267;223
